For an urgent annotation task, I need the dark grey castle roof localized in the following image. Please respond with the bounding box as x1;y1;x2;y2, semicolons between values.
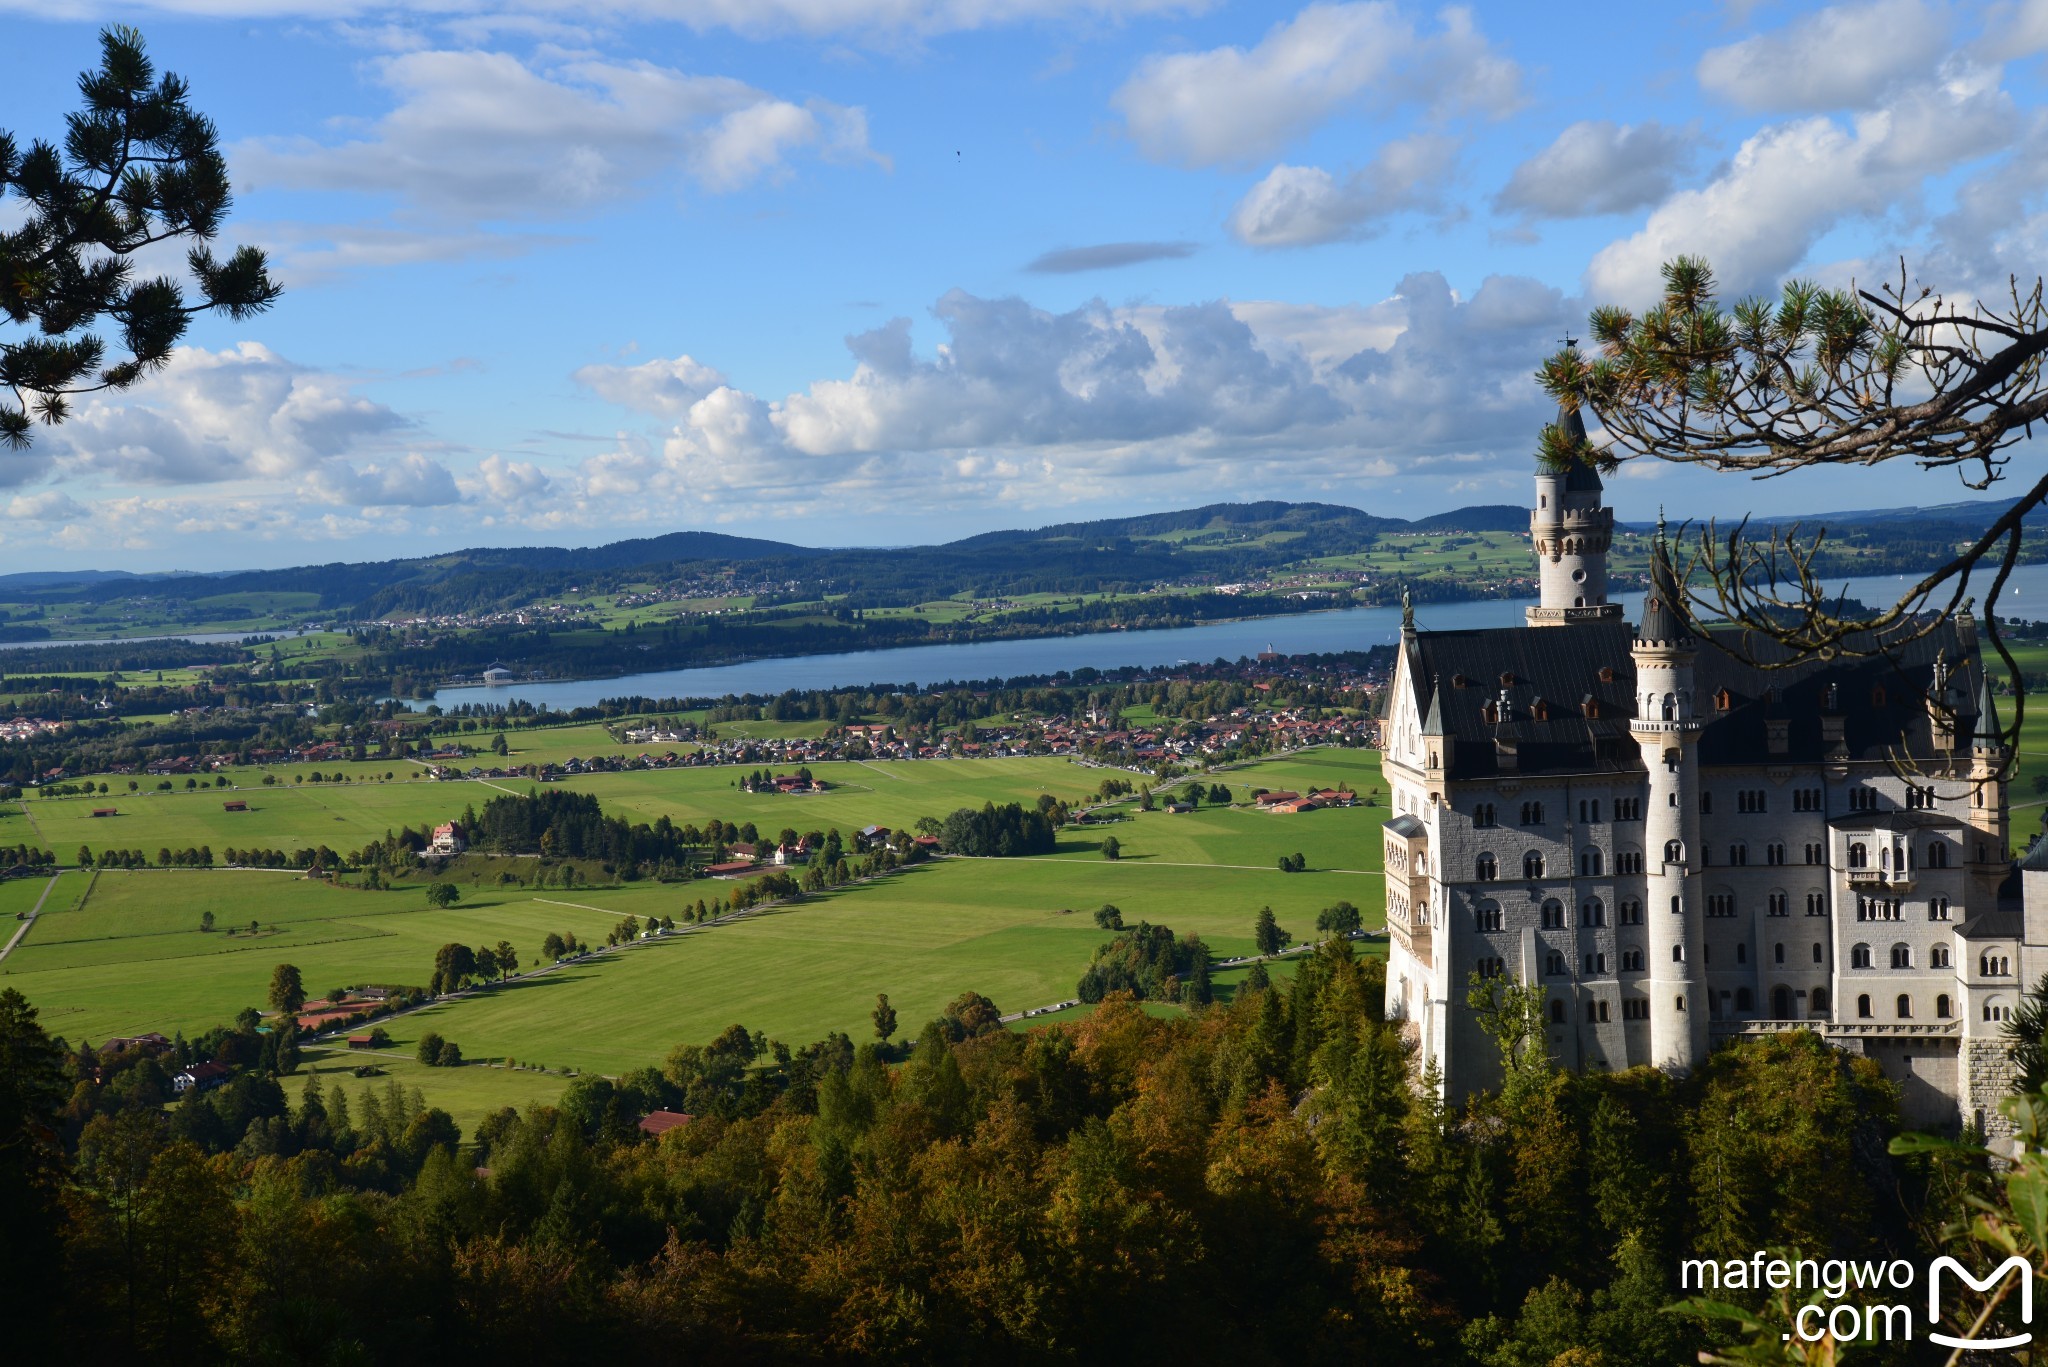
1398;616;1989;781
1547;403;1604;494
1635;539;1690;646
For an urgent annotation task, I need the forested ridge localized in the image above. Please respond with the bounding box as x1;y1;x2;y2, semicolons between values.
4;939;2016;1365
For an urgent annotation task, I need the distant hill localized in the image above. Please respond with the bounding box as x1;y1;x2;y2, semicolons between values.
7;494;2028;622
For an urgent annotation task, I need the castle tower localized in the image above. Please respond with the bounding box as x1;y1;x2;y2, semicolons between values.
1527;400;1624;627
1969;659;2010;879
1630;535;1707;1069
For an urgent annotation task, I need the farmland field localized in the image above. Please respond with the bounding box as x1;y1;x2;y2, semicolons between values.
4;749;1389;1097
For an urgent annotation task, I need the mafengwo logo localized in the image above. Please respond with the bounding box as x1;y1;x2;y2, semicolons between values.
1681;1252;2035;1346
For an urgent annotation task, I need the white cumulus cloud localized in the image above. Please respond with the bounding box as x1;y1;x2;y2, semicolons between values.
1494;120;1696;220
1697;0;1951;110
235;48;886;224
1227;133;1458;247
1113;1;1519;167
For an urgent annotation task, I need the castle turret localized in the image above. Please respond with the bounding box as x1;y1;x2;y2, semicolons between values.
1527;398;1624;627
1969;657;2009;877
1630;534;1706;1069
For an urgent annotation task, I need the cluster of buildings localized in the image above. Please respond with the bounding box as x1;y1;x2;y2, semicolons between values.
0;718;63;743
1381;404;2045;1136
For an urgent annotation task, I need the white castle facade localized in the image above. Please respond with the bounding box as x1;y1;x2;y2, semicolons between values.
1380;410;2048;1133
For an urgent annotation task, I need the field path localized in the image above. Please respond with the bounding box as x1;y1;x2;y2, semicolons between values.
858;761;913;783
0;873;62;964
16;799;47;847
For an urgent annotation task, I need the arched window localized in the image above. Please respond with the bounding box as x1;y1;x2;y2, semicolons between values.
1936;994;1952;1019
1545;950;1566;976
1549;999;1566;1024
1813;942;1825;964
1523;851;1544;880
1672;944;1685;962
1928;842;1948;868
1931;945;1951;968
1474;802;1497;828
1890;943;1911;969
1848;842;1868;869
1857;994;1872;1019
1579;849;1604;876
1735;987;1753;1012
1580;898;1606;928
1772;985;1792;1018
1664;839;1684;863
1661;694;1675;720
1812;987;1830;1012
1475;853;1497;881
1986;997;2012;1023
1541;898;1565;929
1475;903;1503;932
1521;801;1544;826
1851;943;1872;969
1896;994;1913;1019
1774;942;1785;964
1621;949;1643;971
1620;899;1642;925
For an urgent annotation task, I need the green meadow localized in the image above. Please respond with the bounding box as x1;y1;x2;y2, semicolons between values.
4;750;1389;1098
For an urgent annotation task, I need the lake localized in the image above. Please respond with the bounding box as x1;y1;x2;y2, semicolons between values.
423;564;2048;711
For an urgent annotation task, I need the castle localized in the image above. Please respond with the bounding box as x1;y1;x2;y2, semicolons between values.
1379;405;2046;1133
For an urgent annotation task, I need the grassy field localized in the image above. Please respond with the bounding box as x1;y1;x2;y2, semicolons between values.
24;753;1180;859
294;1046;570;1135
2;749;1387;1084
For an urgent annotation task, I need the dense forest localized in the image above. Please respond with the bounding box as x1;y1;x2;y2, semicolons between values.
10;945;2047;1364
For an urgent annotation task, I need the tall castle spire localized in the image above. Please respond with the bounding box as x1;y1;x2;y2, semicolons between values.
1526;386;1623;627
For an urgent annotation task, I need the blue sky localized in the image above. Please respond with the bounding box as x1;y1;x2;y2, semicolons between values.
5;0;2047;571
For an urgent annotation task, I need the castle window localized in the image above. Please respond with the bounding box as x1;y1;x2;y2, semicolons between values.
1476;957;1505;978
1706;894;1735;918
1729;843;1748;865
1736;987;1753;1011
1581;898;1606;927
1931;945;1951;968
1927;842;1948;869
1768;892;1788;917
1929;896;1952;921
1890;944;1912;969
1541;898;1566;929
1766;843;1786;865
1622;949;1643;971
1617;850;1643;874
1848;842;1868;869
1523;851;1545;879
1804;843;1823;864
1896;994;1912;1019
1851;943;1872;969
1773;985;1792;1017
1520;801;1544;826
1584;952;1609;974
1774;942;1786;964
1672;945;1685;962
1792;788;1823;812
1579;850;1603;876
1475;904;1503;932
1813;942;1825;964
1620;899;1642;925
1549;999;1565;1023
1981;953;2012;977
1671;895;1683;916
1474;802;1497;827
1857;994;1873;1019
1675;995;1686;1013
1475;853;1498;881
1624;999;1649;1020
1986;997;2012;1023
1806;892;1826;916
1699;791;1713;814
1716;688;1734;712
1736;943;1748;964
1936;994;1952;1019
1545;951;1566;976
1614;797;1640;821
1664;839;1685;863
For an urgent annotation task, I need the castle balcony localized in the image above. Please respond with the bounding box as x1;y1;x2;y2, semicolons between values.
1710;1019;1958;1041
1845;868;1915;893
